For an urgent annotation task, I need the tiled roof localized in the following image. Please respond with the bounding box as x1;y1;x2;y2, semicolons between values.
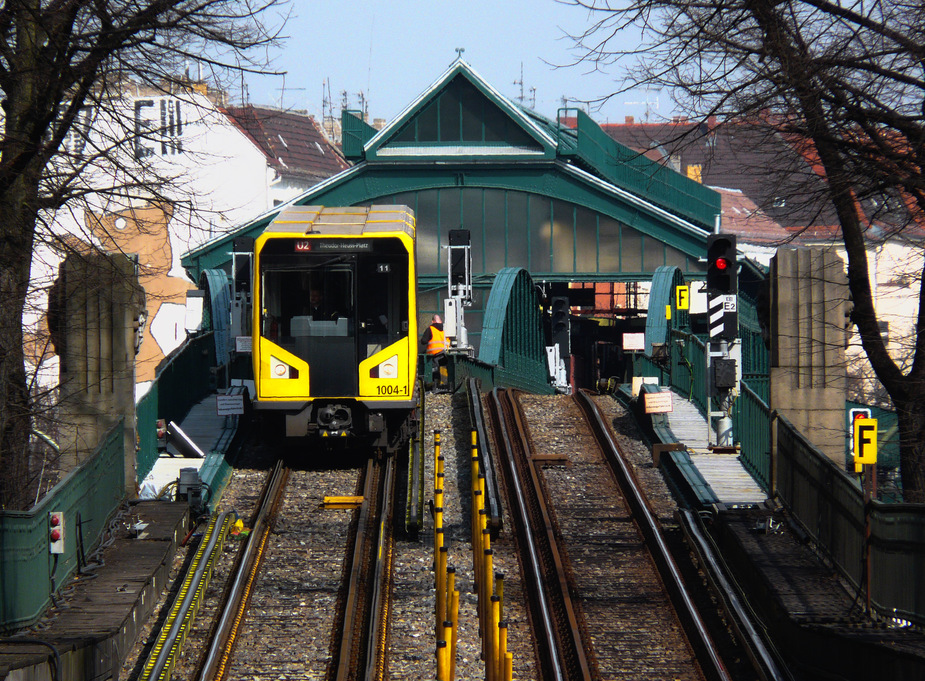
715;188;794;245
224;105;350;182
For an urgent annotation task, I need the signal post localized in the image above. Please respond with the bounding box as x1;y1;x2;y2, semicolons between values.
852;411;878;614
705;233;739;447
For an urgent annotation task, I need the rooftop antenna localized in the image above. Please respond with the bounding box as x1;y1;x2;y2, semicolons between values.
514;63;525;104
276;73;305;110
529;86;536;109
454;47;465;63
624;89;661;122
322;78;338;143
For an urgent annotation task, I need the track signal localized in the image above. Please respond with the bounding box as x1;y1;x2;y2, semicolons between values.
550;297;570;355
706;234;737;294
49;511;65;554
849;407;873;464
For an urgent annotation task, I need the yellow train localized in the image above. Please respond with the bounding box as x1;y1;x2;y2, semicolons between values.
251;205;419;451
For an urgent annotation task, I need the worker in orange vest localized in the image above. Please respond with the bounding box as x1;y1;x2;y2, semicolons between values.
421;314;449;392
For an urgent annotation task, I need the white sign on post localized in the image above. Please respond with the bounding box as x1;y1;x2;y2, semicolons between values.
644;391;673;414
623;332;646;351
216;393;245;416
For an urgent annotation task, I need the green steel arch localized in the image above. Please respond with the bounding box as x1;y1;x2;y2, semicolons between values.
646;266;689;355
199;269;231;365
478;267;551;393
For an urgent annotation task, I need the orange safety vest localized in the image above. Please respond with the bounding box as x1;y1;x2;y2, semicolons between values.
426;325;449;355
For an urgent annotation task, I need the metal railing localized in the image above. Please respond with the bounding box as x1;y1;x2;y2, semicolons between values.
633;330;924;623
671;331;707;415
776;415;925;625
556;108;721;230
0;422;125;632
135;332;217;482
733;383;771;492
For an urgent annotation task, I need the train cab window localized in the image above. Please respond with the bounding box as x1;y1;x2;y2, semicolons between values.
258;237;410;378
356;252;409;359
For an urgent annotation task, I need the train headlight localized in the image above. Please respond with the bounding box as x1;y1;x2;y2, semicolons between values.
369;354;399;379
270;356;298;379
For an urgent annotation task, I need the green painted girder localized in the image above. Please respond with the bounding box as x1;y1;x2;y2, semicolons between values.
182;162;711;281
479;267;551;393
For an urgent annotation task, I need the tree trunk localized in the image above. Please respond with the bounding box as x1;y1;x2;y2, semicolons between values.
897;398;925;504
0;176;40;510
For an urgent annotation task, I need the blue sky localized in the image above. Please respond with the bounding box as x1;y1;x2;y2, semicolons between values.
243;0;668;125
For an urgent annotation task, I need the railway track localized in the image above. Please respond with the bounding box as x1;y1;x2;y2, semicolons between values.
202;456;394;681
487;388;730;681
133;444;397;681
126;390;787;681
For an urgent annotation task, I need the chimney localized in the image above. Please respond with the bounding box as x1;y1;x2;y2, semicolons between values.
625;115;635;125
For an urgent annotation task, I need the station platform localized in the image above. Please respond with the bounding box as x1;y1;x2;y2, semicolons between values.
0;391;242;681
631;385;768;507
629;385;925;679
661;390;767;505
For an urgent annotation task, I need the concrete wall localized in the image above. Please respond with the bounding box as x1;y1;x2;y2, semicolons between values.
770;247;851;465
51;253;145;494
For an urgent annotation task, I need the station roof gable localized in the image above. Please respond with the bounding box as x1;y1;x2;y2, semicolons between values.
348;60;557;163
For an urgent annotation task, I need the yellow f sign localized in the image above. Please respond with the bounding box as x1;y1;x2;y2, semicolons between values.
853;418;877;468
676;285;690;310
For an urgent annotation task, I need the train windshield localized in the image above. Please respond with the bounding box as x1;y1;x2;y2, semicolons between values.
258;237;410;395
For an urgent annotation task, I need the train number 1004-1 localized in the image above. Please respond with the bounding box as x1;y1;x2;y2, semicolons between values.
376;384;407;396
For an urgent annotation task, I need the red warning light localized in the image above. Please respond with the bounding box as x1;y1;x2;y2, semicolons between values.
715;258;729;271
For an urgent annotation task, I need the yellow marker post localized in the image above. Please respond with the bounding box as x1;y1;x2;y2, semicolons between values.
436;640;448;681
450;589;459;680
676;285;690;310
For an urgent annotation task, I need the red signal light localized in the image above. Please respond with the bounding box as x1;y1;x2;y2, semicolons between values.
49;511;65;554
715;257;729;271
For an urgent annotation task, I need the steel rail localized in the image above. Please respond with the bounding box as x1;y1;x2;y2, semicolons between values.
140;511;233;681
334;455;395;681
677;508;794;681
465;378;503;536
573;390;733;681
364;455;396;681
197;459;289;681
405;379;426;536
488;388;592;681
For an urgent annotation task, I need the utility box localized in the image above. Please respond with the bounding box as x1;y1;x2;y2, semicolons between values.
712;358;737;392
